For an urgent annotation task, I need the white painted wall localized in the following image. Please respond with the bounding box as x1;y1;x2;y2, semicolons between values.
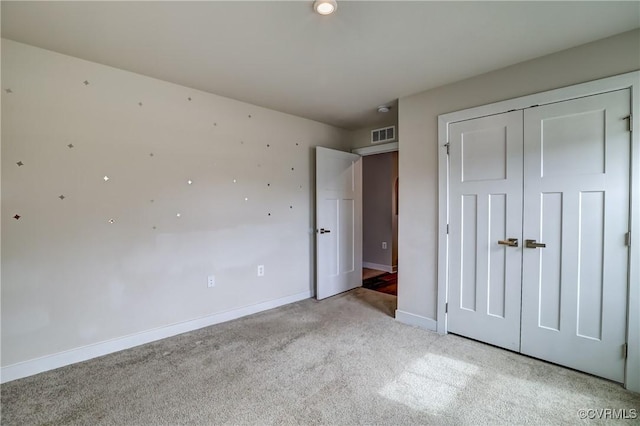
397;29;640;323
1;39;349;369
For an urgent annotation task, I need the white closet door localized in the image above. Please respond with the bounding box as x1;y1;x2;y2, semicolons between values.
448;111;523;351
520;89;630;382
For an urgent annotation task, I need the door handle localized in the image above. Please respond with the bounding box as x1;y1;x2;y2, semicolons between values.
319;228;331;234
525;239;546;249
497;238;518;247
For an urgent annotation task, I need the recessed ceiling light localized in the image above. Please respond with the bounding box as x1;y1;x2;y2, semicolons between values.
377;105;391;113
314;0;337;15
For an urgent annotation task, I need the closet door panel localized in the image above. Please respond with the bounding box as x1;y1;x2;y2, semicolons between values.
448;111;523;351
520;89;630;382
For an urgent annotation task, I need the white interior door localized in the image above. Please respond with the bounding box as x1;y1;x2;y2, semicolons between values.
520;89;630;382
448;111;524;351
316;147;362;300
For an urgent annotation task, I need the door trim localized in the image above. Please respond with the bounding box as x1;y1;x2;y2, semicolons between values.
437;71;640;392
352;141;398;156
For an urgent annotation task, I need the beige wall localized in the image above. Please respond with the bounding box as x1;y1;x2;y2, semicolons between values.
3;28;639;371
1;39;349;367
397;29;640;321
350;111;398;150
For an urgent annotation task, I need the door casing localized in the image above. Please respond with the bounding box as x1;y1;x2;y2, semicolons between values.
437;71;640;392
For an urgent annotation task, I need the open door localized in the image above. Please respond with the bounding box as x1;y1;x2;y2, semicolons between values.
316;147;362;300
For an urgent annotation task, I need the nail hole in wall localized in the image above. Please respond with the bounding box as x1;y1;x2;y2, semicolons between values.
16;161;23;167
108;219;115;224
13;214;21;220
138;102;143;106
59;195;66;200
83;80;89;86
149;153;154;157
67;143;74;149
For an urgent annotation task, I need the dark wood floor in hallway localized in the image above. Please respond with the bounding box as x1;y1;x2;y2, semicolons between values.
362;269;397;296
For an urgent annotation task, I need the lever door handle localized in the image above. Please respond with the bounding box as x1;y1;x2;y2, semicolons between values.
525;239;546;249
319;228;331;234
497;238;518;247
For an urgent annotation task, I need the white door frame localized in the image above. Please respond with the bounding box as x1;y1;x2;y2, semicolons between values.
437;71;640;392
352;141;398;156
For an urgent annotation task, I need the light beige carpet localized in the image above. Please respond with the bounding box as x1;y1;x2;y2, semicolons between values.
2;288;639;425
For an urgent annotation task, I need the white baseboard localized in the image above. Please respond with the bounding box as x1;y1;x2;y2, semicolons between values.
1;291;312;384
363;262;394;273
395;309;438;331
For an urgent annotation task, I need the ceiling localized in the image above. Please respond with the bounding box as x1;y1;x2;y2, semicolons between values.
2;1;639;130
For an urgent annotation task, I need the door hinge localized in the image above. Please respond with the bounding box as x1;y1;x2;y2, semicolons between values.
625;231;631;247
444;143;450;155
445;302;449;313
623;343;628;359
623;115;632;132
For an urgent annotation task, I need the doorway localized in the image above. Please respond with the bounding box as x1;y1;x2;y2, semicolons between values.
315;142;398;302
361;151;398;296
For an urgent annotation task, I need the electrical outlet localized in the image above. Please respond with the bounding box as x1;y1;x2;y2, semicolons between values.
382;242;388;249
257;265;265;277
208;275;215;288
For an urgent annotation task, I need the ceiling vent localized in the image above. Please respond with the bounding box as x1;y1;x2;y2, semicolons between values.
371;125;396;144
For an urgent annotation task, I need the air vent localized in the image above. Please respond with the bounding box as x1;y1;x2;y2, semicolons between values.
371;126;396;144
